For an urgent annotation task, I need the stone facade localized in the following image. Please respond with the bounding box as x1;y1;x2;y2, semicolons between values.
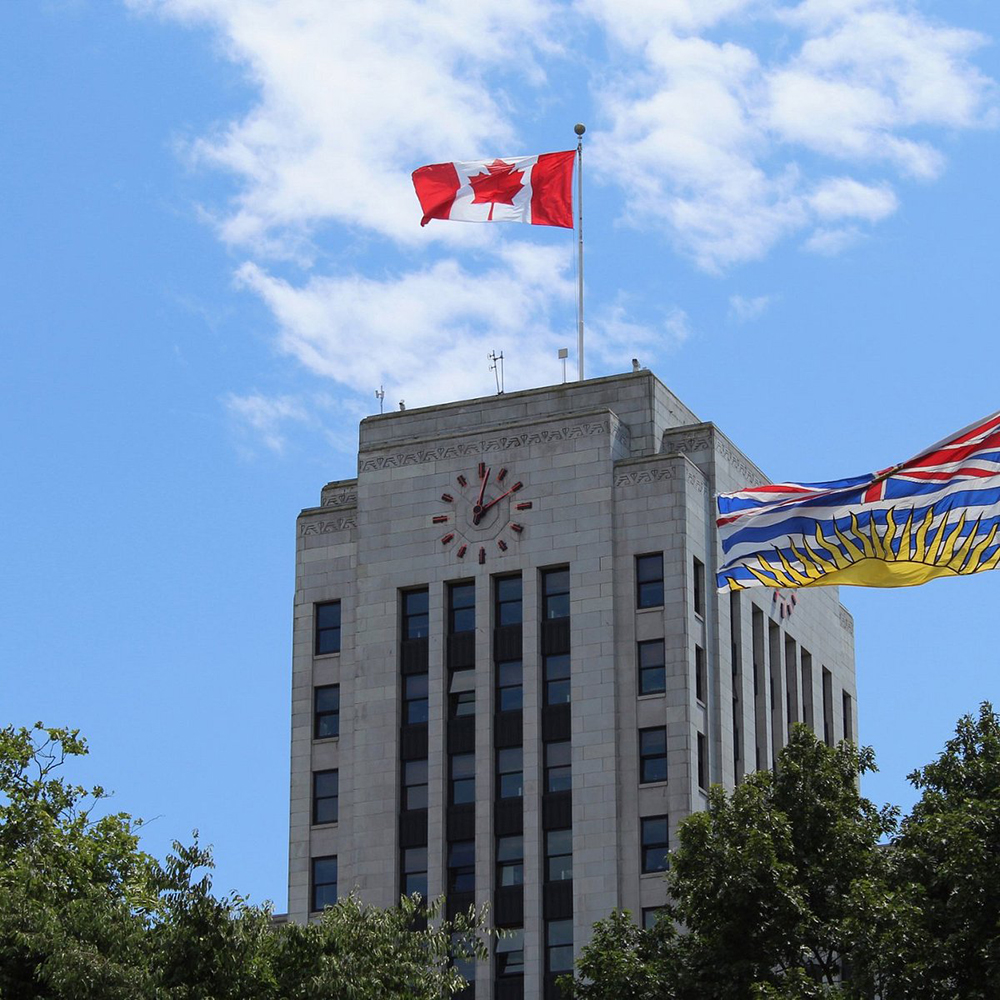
287;371;857;1000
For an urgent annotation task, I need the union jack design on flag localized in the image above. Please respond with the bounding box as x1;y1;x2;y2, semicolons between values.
717;409;1000;592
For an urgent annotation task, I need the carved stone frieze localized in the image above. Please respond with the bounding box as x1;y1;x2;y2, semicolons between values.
359;419;612;473
300;516;358;536
321;489;358;509
614;467;675;487
839;607;855;634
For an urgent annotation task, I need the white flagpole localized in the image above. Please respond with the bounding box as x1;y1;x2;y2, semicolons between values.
575;123;586;381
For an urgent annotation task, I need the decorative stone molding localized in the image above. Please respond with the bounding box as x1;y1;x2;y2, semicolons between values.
664;432;713;454
614;467;675;487
321;488;358;509
359;420;613;473
839;607;855;634
300;516;357;536
716;438;767;488
686;469;708;494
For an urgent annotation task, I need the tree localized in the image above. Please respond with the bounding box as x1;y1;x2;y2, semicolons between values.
561;725;896;1000
0;723;488;999
879;702;1000;1000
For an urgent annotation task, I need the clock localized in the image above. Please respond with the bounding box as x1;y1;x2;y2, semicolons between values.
432;461;532;563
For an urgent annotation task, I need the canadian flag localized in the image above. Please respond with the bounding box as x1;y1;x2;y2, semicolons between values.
412;151;575;229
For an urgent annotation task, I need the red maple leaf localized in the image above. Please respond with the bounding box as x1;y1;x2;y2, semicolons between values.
468;159;524;220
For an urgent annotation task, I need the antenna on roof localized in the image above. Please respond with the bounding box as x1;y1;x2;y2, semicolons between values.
488;351;504;394
375;385;385;414
558;348;569;383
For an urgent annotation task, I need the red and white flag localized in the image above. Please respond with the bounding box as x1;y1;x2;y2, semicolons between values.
412;151;575;229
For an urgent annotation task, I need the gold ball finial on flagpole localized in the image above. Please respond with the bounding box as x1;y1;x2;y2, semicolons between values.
574;123;586;135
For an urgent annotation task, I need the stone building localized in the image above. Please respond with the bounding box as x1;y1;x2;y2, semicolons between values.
286;370;857;1000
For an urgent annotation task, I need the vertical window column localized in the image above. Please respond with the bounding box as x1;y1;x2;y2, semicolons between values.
399;589;430;903
752;608;767;771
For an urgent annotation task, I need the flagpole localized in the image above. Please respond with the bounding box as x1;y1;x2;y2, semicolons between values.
575;122;586;381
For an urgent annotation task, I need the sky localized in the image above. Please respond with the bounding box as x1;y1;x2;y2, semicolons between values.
3;0;999;910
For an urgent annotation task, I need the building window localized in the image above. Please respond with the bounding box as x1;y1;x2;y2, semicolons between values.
697;732;707;791
545;740;572;793
452;931;477;987
636;554;664;609
843;690;854;743
315;601;341;655
449;581;475;634
313;684;340;739
497;747;523;799
542;567;570;620
642;907;664;930
495;575;522;626
695;644;706;703
546;919;574;973
312;769;339;825
497;660;523;712
496;835;524;887
448;839;475;893
641;816;669;873
496;928;524;977
403;672;429;724
546;828;573;882
638;639;666;695
449;669;476;718
402;846;427;900
311;855;338;911
639;727;667;784
403;759;428;811
693;557;705;617
544;653;570;705
402;589;429;640
450;752;476;805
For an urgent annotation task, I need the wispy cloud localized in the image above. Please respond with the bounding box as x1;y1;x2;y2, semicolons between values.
225;392;309;454
728;294;773;323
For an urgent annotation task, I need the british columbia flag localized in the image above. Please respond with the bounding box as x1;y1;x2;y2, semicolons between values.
716;409;1000;592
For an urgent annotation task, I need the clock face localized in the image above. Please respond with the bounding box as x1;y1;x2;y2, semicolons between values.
432;461;532;563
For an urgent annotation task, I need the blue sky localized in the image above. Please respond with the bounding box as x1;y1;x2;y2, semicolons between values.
3;0;999;908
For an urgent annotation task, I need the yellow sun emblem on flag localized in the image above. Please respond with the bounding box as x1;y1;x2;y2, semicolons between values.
725;507;1000;591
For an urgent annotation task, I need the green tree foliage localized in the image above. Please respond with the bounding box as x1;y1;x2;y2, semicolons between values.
0;723;487;1000
564;709;1000;1000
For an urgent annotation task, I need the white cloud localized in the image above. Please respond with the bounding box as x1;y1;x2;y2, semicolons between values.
132;0;562;253
587;0;993;269
225;392;309;453
728;293;772;323
234;244;577;406
803;225;863;255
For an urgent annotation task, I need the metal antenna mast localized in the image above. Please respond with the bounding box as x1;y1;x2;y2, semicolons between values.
575;122;586;381
375;385;385;414
488;351;505;394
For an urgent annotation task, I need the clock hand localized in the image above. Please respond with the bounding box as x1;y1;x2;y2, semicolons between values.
472;481;522;525
475;467;491;508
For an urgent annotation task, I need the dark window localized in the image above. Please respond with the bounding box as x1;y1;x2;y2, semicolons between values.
450;752;476;804
695;645;706;703
697;732;707;790
404;672;429;724
544;653;570;705
314;684;340;739
311;855;337;911
638;640;666;695
636;554;664;609
402;846;427;899
402;589;429;640
449;669;476;718
497;660;523;712
642;907;664;930
545;740;572;793
312;769;339;825
449;581;475;634
843;690;853;743
496;835;524;887
641;816;669;873
448;839;475;893
546;918;574;973
639;727;667;783
452;930;477;987
403;759;428;810
495;575;523;626
497;928;524;977
497;747;523;799
693;557;706;617
315;601;341;654
546;828;573;882
542;567;570;620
